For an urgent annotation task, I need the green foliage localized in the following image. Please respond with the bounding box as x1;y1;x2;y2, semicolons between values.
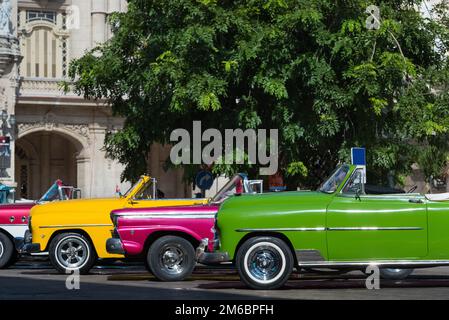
286;161;308;178
67;0;449;187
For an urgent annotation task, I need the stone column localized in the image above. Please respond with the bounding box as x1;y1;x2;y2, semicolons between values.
91;0;107;45
76;156;91;198
0;0;22;189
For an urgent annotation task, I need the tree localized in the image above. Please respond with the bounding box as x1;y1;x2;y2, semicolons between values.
66;0;449;189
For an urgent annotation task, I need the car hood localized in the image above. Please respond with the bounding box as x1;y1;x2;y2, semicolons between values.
30;197;124;217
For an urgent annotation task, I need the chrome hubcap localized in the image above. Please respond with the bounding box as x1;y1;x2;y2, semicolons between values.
0;241;4;258
248;246;282;281
160;245;185;275
57;238;88;268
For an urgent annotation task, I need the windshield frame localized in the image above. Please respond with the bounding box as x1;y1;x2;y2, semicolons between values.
132;178;157;200
318;164;351;194
211;174;244;203
123;177;144;198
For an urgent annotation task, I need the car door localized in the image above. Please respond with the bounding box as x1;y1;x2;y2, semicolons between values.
326;169;428;261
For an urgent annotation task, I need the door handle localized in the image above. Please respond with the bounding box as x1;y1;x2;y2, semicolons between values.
409;198;423;204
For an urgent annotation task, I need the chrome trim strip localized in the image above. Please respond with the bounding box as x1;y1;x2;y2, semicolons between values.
298;260;449;267
327;227;423;231
235;226;422;232
39;224;112;229
236;227;326;232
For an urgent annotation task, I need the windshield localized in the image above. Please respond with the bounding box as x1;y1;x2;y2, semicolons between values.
123;178;144;197
39;182;61;202
319;165;350;193
212;174;244;203
133;178;157;200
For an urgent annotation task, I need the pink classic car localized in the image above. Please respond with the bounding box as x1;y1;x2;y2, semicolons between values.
106;174;262;281
0;180;81;269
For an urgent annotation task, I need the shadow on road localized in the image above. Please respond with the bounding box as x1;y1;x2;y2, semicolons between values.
197;276;449;291
0;276;277;300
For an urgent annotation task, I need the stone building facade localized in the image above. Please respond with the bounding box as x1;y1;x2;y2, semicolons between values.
0;0;190;199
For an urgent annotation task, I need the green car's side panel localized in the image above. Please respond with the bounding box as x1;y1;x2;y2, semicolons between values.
327;194;428;260
217;164;449;264
427;201;449;259
218;191;333;260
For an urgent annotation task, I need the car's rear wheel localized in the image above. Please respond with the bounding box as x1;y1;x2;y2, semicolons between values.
380;268;414;280
236;236;294;290
147;235;196;281
0;233;15;269
49;232;96;274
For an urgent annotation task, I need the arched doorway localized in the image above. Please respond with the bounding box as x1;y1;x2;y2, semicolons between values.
15;131;82;200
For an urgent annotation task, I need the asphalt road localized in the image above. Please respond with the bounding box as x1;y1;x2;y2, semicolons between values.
2;258;449;300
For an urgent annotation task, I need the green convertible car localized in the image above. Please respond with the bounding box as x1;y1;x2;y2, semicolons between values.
200;164;449;289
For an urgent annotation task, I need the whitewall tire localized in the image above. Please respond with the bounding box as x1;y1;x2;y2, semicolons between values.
236;236;293;290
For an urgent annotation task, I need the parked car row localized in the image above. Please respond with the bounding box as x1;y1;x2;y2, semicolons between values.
2;164;449;290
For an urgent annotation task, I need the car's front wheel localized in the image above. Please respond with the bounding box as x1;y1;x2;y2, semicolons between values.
380;268;414;280
147;235;196;281
236;236;294;290
0;233;15;269
49;232;96;274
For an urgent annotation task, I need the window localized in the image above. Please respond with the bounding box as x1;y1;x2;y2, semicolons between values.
319;165;350;194
20;25;67;78
18;9;70;79
342;169;363;194
26;10;56;24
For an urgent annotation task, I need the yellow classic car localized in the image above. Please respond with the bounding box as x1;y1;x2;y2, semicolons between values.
21;176;208;274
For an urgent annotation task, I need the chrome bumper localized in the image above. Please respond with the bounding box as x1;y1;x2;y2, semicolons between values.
106;237;125;255
196;238;230;265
